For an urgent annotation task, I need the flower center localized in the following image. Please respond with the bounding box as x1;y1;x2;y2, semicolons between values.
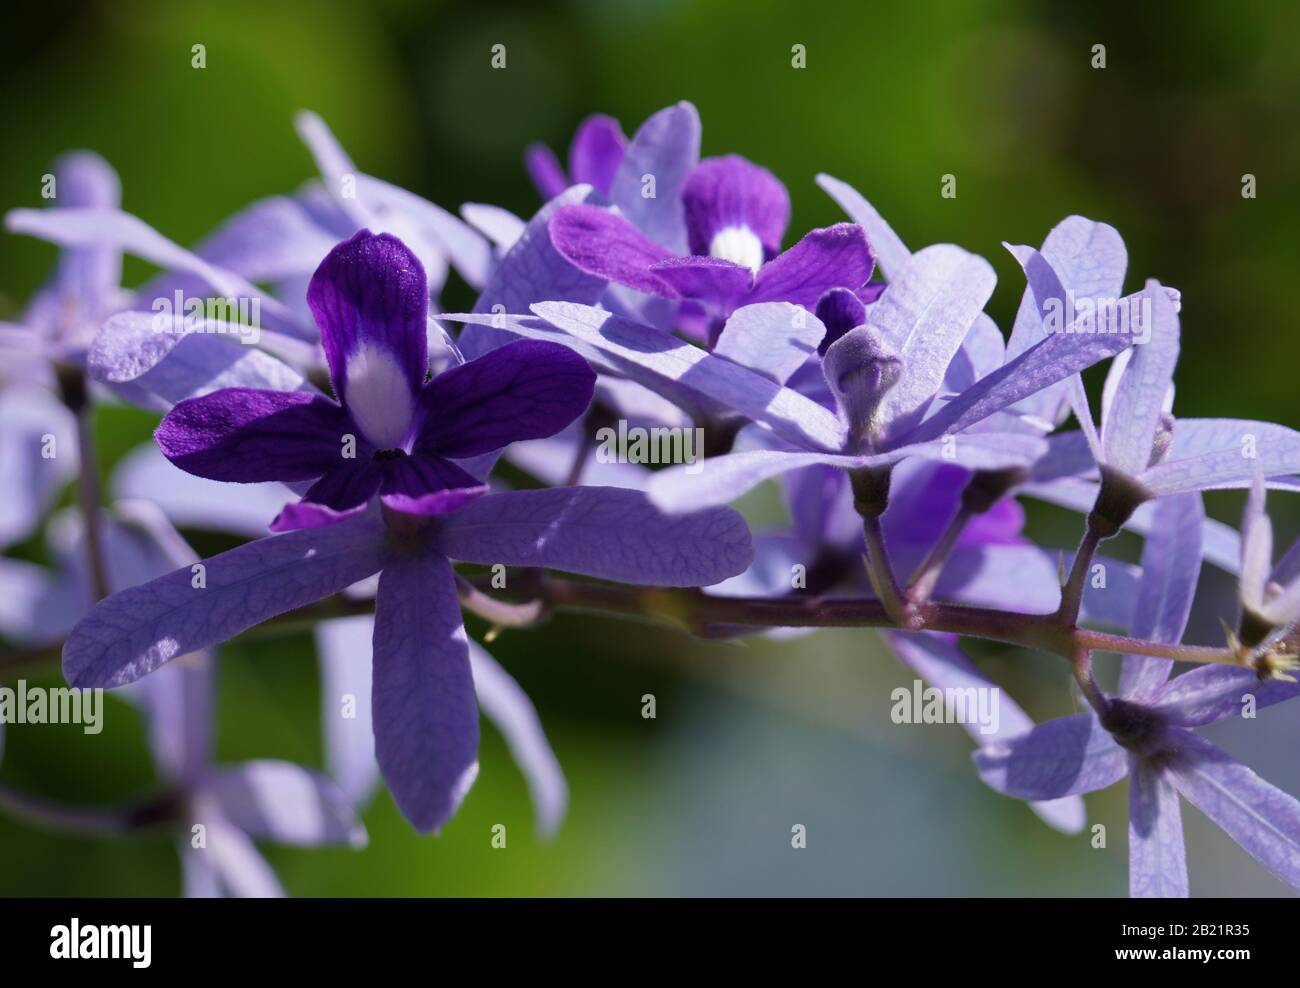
344;343;415;449
708;225;764;276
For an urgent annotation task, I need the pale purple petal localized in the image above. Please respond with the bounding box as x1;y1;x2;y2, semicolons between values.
5;205;298;327
1129;757;1189;897
1164;732;1300;891
1119;492;1204;701
372;552;479;833
528;301;846;451
1142;418;1300;495
90;311;308;411
193;806;286;898
434;487;752;586
648;434;1046;514
815;173;910;279
460;202;526;252
461;186;609;359
111;445;290;538
972;713;1127;799
0;385;77;550
609;101;701;253
1102;280;1180;476
137;655;214;785
316;614;380;807
196;195;338;281
867;244;996;437
468;641;568;840
899;323;1135;446
711;302;824;385
206;759;366;847
1239;469;1272;615
887;631;1085;833
1151;664;1300;727
356;174;493;291
62;514;388;688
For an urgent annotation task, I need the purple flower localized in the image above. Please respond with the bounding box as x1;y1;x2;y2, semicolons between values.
0;503;365;897
974;493;1300;896
1;151;123;365
548;154;874;333
155;230;596;531
1006;238;1300;530
62;230;754;833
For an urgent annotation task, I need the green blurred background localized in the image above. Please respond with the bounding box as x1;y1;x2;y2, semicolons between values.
2;0;1299;896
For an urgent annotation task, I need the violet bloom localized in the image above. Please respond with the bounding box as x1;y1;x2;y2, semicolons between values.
548;154;874;334
1;151;123;369
155;230;595;531
1006;239;1300;531
974;492;1300;896
61;231;753;832
0;505;364;898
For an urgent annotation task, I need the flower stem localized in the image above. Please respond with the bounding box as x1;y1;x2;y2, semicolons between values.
1056;525;1102;629
57;364;110;602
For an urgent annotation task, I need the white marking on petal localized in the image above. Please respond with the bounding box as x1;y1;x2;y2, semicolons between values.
345;343;415;449
709;225;764;276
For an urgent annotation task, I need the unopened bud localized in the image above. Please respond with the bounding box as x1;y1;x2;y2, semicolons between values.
822;325;902;449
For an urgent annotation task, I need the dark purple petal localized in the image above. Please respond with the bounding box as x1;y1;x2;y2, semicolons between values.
815;287;867;354
306;230;429;404
524;142;567;199
681;154;789;258
647;255;753;309
156;388;352;483
378;455;488;517
568;114;626;196
269;464;383;532
747;223;875;309
416;340;595;458
372;553;479;833
433;487;754;587
63;515;389;688
548;204;675;296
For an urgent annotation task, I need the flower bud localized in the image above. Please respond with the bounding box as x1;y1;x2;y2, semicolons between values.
822;325;902;448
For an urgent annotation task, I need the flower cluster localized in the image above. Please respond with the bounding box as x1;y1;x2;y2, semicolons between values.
3;101;1299;897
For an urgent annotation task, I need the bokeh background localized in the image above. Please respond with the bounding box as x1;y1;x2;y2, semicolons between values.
2;0;1299;896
